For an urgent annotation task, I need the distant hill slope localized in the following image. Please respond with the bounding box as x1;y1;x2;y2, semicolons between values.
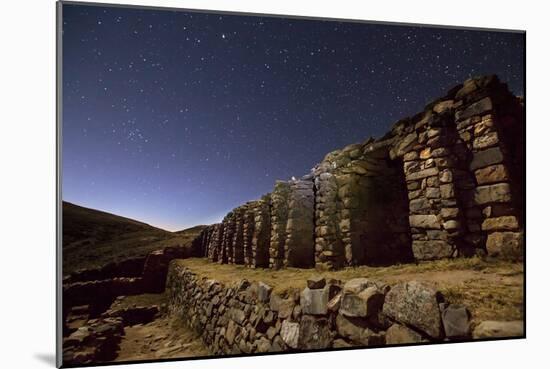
62;201;207;274
174;225;208;234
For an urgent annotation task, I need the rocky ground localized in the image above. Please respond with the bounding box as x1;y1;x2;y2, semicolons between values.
115;315;208;362
63;293;208;365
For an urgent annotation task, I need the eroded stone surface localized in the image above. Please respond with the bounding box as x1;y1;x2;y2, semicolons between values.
383;281;444;339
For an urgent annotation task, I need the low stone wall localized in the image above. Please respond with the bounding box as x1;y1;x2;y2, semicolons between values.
63;245;195;324
65;256;147;284
166;262;517;356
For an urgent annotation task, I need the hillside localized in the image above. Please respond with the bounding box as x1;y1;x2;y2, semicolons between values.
62;201;206;274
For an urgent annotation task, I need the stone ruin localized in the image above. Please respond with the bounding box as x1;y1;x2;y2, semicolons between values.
193;75;525;270
62;245;194;365
61;75;525;365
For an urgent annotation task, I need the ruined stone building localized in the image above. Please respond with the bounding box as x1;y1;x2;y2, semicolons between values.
193;75;525;270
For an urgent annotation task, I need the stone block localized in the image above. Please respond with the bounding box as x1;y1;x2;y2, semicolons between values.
420;147;432;159
475;164;509;185
343;278;371;294
404;151;419;161
469;147;504;170
473;131;499;150
474;183;512;205
394;132;418;157
280;319;300;349
412;240;454;260
300;287;329;315
253;282;272;303
443;220;460;230
426;187;440;199
433;99;454;114
406;167;439;181
481;216;519;231
382;281;444;339
486;232;523;260
441;304;471;339
440;207;459;220
410;198;430;214
409;215;440;229
298;315;332;349
335;314;385;346
340;287;385;318
455;97;493;121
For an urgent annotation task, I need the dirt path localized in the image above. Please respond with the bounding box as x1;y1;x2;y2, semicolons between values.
115;315;209;362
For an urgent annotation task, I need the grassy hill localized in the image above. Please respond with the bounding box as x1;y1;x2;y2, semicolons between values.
62;201;206;274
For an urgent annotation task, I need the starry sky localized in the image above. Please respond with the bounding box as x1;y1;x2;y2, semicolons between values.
62;3;525;231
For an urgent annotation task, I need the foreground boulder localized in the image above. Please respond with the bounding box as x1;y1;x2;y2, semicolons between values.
298;315;332;349
382;281;444;339
440;304;471;339
280;319;300;349
340;286;384;318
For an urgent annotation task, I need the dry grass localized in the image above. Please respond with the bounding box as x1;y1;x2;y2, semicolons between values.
176;257;524;324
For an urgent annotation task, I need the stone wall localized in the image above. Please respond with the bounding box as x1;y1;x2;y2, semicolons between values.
166;262;517;356
191;75;524;270
251;195;271;268
388;75;524;261
284;179;315;268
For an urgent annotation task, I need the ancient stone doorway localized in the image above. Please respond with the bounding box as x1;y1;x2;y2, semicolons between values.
356;157;413;265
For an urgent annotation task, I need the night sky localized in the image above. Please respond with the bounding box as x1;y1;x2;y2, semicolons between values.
62;3;524;231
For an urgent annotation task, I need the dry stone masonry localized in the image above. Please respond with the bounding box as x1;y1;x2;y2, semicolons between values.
167;262;524;355
191;75;524;269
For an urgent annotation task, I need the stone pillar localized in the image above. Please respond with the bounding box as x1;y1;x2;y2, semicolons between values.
250;195;271;268
284;179;315;268
206;226;215;257
242;204;256;267
222;212;236;264
270;181;290;269
314;167;345;270
208;223;223;262
454;92;522;260
398;116;466;261
231;205;247;265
